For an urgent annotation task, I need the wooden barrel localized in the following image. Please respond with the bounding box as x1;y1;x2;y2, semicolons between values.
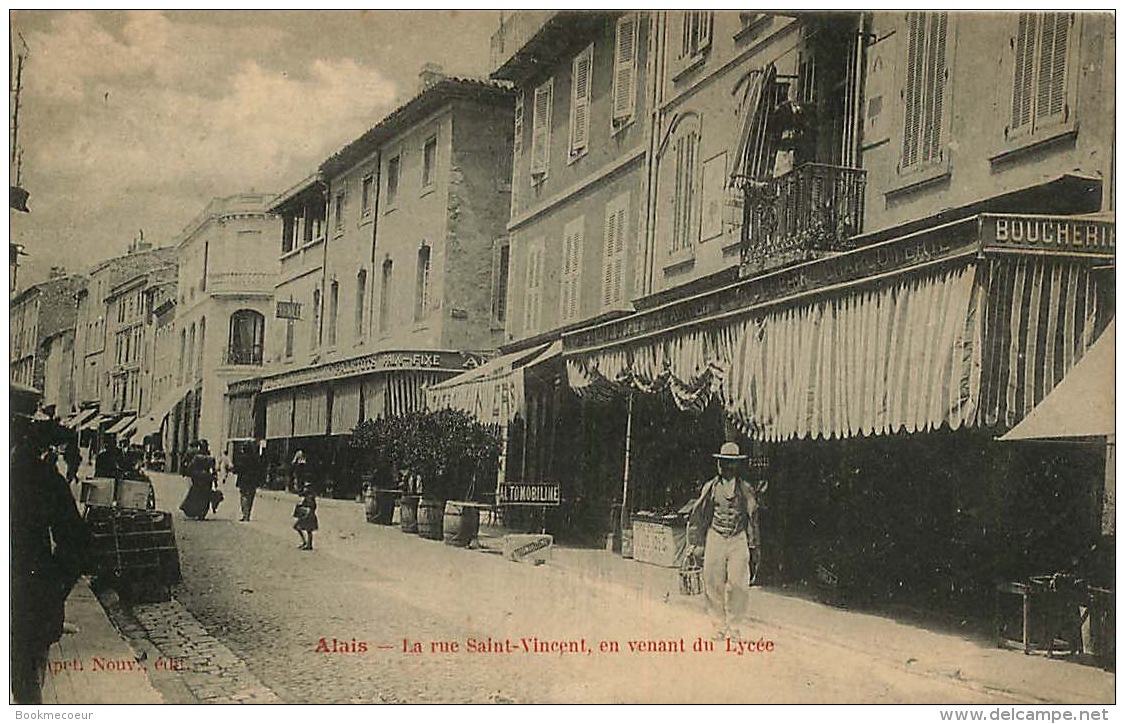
417;498;445;540
373;489;397;525
399;495;419;533
363;488;379;523
443;502;480;547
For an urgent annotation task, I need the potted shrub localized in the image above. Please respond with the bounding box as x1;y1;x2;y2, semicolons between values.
350;417;399;525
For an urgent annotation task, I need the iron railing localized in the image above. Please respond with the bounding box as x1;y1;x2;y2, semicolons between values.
224;344;264;366
741;163;866;273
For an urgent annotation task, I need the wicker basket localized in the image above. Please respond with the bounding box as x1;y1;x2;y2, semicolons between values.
679;553;703;596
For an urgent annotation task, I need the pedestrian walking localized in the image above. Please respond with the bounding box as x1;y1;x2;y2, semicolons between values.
293;484;318;550
10;387;90;704
180;439;217;520
291;449;309;492
63;438;81;484
686;442;766;641
219;449;234;487
237;442;265;522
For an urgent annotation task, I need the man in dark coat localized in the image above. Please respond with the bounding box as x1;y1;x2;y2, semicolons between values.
236;442;265;522
10;387;90;703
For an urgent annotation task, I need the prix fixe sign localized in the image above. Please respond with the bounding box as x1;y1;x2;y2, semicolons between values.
980;214;1115;254
497;482;561;506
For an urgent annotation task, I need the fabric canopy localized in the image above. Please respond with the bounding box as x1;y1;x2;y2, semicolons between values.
134;383;192;440
427;341;558;425
999;319;1114;440
107;414;137;436
568;256;1112;442
80;413;110;431
63;408;98;430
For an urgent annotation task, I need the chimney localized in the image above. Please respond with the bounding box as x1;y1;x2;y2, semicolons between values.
48;265;66;279
418;62;445;93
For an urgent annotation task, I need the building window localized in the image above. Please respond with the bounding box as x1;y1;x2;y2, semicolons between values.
187;323;196;378
333;191;346;231
355;269;367;340
1009;12;1074;139
603;195;629;308
901;12;949;171
671;124;700;255
612;15;638;127
414;244;432;322
282;215;296;253
311;288;321;348
530;79;553;181
379;259;394;333
522;238;544;335
197;316;205;374
491;237;510;327
178;329;186;383
327;280;339;347
560;218;584;323
361;175;375;217
569;45;593;160
228;309;265;366
422;136;437;188
680;12;713;60
284;320;294;359
386;155;401;208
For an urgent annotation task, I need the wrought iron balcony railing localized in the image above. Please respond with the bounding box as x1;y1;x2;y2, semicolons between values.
224;344;264;366
741;163;867;274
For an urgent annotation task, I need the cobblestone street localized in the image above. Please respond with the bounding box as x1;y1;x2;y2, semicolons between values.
88;472;1042;704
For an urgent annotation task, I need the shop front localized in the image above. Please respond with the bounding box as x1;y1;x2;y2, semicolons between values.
562;211;1114;611
258;349;488;497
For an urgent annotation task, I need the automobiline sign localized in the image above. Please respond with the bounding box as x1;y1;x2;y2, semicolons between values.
498;482;561;506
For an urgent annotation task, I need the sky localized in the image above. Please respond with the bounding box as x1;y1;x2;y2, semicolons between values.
8;10;502;286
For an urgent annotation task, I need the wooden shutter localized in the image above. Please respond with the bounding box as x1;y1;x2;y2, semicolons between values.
560;219;583;322
901;13;924;168
523;241;542;333
602;196;628;308
1011;13;1037;134
513;91;524;157
1035;13;1071;126
901;12;947;169
531;80;552;178
570;46;592;157
613;15;638;123
922;12;947;164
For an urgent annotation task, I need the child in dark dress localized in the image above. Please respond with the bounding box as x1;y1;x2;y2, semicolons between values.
293;484;318;550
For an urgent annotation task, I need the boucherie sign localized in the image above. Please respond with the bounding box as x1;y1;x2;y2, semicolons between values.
980;213;1115;254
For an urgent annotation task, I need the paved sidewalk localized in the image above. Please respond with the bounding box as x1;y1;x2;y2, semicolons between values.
39;579;164;704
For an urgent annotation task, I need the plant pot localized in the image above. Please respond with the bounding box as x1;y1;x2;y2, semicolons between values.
442;501;480;547
417;498;445;540
399;495;420;533
363;487;379;523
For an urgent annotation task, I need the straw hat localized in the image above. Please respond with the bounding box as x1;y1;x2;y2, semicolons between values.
712;442;748;460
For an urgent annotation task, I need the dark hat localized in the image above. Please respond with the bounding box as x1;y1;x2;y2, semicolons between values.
712;442;748;460
10;382;41;419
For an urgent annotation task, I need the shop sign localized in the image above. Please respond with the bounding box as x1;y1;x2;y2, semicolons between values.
276;300;302;319
497;481;561;506
980;214;1115;254
375;351;485;370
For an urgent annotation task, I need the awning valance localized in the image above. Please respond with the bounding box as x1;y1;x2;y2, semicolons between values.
107;414;137;436
134;383;193;440
427;341;559;425
999;319;1114;441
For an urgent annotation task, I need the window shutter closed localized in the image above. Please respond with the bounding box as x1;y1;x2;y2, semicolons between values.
570;46;592;157
613;15;638;123
531;81;553;177
1036;13;1071;124
900;12;947;170
1011;13;1037;133
602;197;628;308
560;221;583;322
513;91;524;158
922;12;947;164
524;243;542;333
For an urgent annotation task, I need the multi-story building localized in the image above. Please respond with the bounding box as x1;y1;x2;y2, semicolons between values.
168;194;279;464
131;279;179;462
9;268;85;413
71;243;177;450
252;70;511;492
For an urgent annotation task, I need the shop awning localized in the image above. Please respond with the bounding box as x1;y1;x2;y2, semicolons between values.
999;319;1115;441
133;383;192;440
107;414;137;436
426;341;559;425
63;408;98;430
80;413;111;431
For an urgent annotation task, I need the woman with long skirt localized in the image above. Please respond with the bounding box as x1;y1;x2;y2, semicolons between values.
180;440;216;520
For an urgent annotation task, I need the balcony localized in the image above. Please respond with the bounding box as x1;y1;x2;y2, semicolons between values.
740;163;866;275
224;344;264;366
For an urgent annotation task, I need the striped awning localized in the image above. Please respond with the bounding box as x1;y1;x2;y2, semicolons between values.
134;383;192;440
107;414;137;436
63;408;98;430
80;413;110;431
567;256;1112;442
387;371;447;418
426;342;556;425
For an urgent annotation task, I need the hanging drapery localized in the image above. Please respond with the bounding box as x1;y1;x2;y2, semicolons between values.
293;386;328;437
331;379;361;435
362;376;388;421
387;371;447;417
265;394;294;440
227;396;254;439
425;343;552;426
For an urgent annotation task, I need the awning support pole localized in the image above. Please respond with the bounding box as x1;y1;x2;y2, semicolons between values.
620;391;634;535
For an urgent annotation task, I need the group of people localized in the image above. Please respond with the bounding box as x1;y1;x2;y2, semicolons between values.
179;439;266;523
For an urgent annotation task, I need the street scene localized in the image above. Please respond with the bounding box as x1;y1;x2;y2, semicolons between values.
9;10;1116;707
